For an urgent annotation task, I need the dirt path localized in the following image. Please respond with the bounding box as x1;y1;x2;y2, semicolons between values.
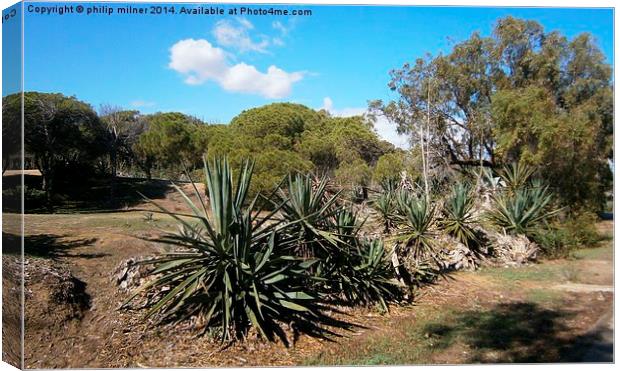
19;214;614;367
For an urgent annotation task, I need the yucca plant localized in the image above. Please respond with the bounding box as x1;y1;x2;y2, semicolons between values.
348;239;403;311
123;158;348;343
276;173;342;258
397;257;442;287
486;182;560;236
277;177;402;310
440;182;478;247
380;177;399;193
323;209;402;310
371;192;396;233
392;193;438;262
498;162;535;193
331;206;363;244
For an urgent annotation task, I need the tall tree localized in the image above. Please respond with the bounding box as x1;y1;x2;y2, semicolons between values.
2;94;22;173
135;112;203;178
20;92;105;205
371;16;612;209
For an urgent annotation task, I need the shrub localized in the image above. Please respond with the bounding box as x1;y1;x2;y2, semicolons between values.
371;192;396;233
565;211;602;247
531;225;575;259
392;192;438;262
498;162;535;193
373;152;406;185
124;158;346;343
3;185;47;211
439;183;478;247
533;211;602;258
277;175;402;309
486;183;559;236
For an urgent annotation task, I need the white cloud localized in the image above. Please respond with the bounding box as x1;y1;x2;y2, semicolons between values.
221;63;303;98
271;20;296;47
213;18;269;53
272;21;289;36
321;96;334;111
373;115;410;149
169;39;228;85
320;96;410;149
237;17;254;30
169;38;304;99
130;100;155;108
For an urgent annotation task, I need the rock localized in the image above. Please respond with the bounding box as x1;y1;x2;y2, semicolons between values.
491;231;538;265
436;235;481;271
114;257;154;291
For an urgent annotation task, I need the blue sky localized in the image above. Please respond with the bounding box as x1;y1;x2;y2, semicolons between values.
14;3;615;146
2;2;22;95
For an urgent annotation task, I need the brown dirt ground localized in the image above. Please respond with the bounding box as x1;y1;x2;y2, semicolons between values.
12;187;614;369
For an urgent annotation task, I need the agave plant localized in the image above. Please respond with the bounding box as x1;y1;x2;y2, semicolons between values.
380;177;399;193
331;206;363;244
486;182;560;236
124;158;348;343
392;192;438;263
440;183;478;247
322;209;402;310
347;239;403;311
498;162;535;193
276;173;342;258
371;192;396;233
277;176;402;310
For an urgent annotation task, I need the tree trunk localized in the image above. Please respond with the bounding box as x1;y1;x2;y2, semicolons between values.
41;171;53;211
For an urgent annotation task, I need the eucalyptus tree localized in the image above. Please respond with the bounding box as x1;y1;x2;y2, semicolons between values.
371;16;612;209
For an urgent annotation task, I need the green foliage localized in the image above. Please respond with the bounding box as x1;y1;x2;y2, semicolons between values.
530;225;575;259
380;178;399;193
276;174;403;310
334;158;372;188
393;192;438;262
486;183;559;236
343;239;403;311
371;192;396;233
564;211;602;247
276;173;341;259
135;112;203;174
12;92;107;202
250;149;313;199
439;183;478;247
497;162;535;193
299;114;388;176
230;103;321;149
125;158;346;343
532;211;602;258
373;16;612;211
373;152;406;185
2;94;21;171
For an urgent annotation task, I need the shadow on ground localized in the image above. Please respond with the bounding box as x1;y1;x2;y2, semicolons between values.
3;174;174;214
423;302;613;363
3;232;104;259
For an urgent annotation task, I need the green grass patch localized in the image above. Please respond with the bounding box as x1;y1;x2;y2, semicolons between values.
571;246;612;261
478;264;564;287
301;299;583;365
525;288;564;304
302;308;460;366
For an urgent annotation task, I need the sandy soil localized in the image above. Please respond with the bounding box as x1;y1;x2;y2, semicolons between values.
11;187;614;369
